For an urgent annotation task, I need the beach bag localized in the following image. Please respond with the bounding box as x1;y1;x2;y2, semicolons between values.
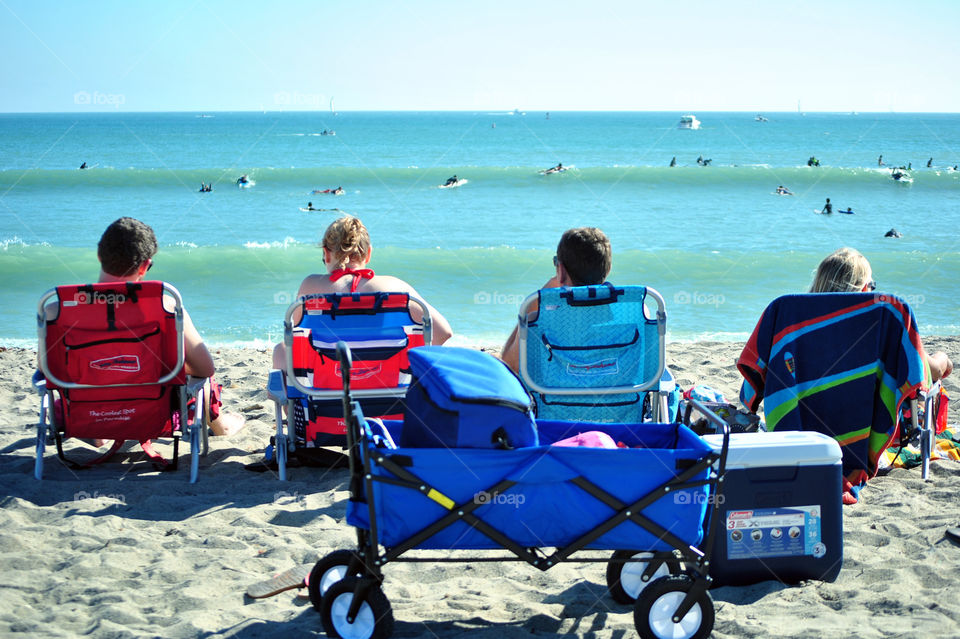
400;347;538;449
680;385;763;435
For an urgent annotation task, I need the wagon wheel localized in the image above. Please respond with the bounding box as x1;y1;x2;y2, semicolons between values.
308;549;364;612
634;575;714;639
606;550;685;604
321;576;394;639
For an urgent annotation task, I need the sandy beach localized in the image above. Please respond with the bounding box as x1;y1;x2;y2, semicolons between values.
1;338;958;639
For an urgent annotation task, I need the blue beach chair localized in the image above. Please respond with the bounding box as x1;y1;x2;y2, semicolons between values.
516;284;679;423
266;291;431;480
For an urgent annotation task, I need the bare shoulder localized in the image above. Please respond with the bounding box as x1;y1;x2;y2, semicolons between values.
366;275;414;293
297;273;332;295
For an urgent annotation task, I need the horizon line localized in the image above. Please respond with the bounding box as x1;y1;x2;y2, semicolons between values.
2;108;959;115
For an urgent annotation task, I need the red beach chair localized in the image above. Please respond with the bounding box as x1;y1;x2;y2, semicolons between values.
34;281;208;482
267;291;431;480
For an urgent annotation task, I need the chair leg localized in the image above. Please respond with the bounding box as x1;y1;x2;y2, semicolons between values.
920;428;932;481
277;432;288;481
273;399;289;481
34;392;51;480
199;385;210;457
910;397;932;482
34;420;46;480
189;421;200;483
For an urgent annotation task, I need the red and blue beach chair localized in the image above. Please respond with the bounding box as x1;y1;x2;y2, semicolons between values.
266;291;432;480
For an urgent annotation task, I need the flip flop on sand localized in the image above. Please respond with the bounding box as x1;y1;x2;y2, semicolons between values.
246;564;314;599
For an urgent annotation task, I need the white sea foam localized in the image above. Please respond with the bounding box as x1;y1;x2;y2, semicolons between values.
243;236;301;249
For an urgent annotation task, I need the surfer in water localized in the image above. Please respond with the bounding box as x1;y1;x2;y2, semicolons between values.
444;175;459;186
305;202;317;211
878;154;884;166
927;157;933;168
236;175;249;185
79;162;88;170
543;163;564;174
199;182;212;192
821;198;833;215
776;185;793;195
669;156;676;167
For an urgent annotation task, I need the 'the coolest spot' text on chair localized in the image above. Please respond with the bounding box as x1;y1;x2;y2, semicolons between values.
35;281;208;482
267;291;431;480
738;292;934;488
516;284;677;423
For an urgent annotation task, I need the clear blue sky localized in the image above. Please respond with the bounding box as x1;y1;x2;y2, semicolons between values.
2;0;957;113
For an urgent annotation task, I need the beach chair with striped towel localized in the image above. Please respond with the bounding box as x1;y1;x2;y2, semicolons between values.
737;292;933;497
516;284;678;423
266;292;431;480
34;281;208;482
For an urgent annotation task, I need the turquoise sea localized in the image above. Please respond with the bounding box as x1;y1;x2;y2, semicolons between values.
1;111;958;347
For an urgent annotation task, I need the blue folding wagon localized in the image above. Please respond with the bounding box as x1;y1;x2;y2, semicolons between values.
309;343;729;639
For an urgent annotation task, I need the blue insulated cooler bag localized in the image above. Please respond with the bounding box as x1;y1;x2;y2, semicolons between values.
400;347;538;449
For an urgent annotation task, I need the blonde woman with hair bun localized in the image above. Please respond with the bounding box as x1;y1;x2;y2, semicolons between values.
810;247;952;382
272;216;453;368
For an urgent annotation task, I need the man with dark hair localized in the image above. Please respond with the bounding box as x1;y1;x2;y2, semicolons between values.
97;216;158;278
500;227;612;372
94;217;244;436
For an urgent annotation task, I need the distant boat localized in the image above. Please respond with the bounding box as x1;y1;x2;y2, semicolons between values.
755;114;768;122
330;96;337;116
678;115;701;130
512;108;525;116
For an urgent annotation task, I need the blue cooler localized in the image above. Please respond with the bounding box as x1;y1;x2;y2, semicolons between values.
702;431;843;586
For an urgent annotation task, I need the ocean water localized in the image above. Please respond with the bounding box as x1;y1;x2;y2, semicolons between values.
1;111;958;347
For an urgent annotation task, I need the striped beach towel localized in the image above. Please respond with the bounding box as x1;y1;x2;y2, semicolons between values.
738;293;928;484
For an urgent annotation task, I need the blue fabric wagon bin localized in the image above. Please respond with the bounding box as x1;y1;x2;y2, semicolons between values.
309;343;729;639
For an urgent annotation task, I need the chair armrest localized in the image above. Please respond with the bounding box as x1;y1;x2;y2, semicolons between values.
267;369;287;403
658;367;676;393
185;376;207;394
32;370;47;395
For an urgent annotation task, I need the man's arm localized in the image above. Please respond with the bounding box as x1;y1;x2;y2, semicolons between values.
182;308;215;378
501;324;521;373
501;277;557;373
